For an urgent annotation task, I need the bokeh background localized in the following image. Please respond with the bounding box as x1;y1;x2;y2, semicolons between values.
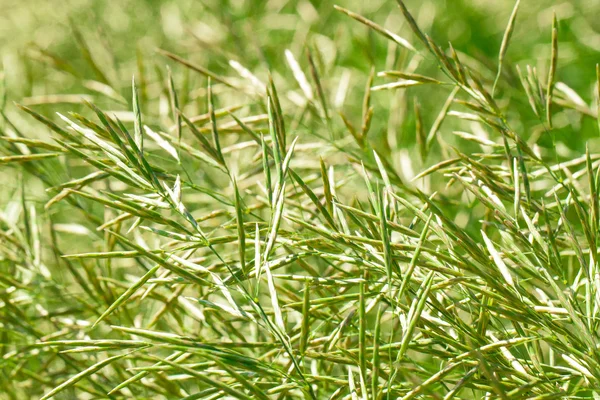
2;0;599;236
2;0;599;149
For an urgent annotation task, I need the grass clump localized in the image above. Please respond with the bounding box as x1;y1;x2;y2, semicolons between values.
3;0;600;398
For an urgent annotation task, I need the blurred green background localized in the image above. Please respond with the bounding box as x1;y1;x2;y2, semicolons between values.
2;0;600;229
2;0;598;91
2;0;599;141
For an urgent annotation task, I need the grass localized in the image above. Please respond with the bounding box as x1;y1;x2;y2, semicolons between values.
3;0;600;398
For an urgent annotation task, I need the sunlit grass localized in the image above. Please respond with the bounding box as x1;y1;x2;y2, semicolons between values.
3;0;600;398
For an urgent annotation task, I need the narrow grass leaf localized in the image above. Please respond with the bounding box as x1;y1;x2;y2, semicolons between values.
40;352;128;400
92;265;161;328
493;0;521;96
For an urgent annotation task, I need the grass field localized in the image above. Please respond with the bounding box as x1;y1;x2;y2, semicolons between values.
3;0;600;398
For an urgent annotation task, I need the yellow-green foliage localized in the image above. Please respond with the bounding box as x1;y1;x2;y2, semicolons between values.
2;0;600;398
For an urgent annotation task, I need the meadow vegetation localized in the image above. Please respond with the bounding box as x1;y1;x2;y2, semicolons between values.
2;0;600;398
